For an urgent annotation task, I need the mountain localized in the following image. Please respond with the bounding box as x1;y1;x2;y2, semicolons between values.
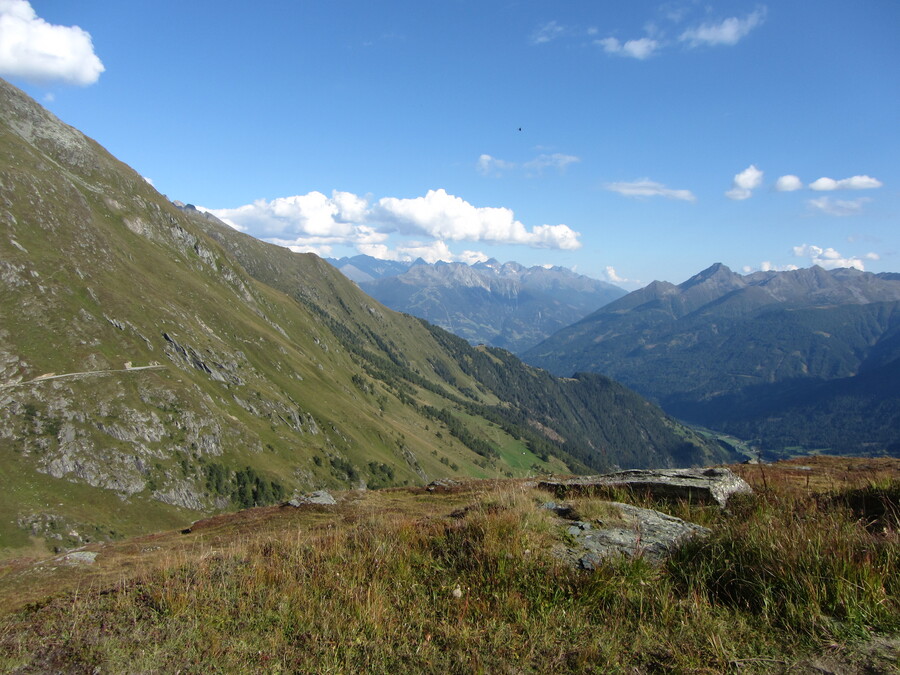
329;255;626;353
0;78;727;557
523;263;900;456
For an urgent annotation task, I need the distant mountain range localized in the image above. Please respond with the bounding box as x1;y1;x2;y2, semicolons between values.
0;78;726;557
327;255;626;353
524;263;900;457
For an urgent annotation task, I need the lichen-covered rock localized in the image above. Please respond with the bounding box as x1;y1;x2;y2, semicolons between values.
62;550;98;565
547;501;710;568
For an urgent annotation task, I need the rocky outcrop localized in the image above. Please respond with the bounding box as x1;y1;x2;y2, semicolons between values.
285;490;336;506
539;467;752;508
545;500;711;568
162;332;244;385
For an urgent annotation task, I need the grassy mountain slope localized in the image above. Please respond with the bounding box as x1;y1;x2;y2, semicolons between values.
523;263;900;455
0;78;727;558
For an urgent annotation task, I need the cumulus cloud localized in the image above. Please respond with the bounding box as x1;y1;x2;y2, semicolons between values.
726;164;764;200
809;175;883;191
0;0;104;85
530;20;564;45
206;191;366;239
605;179;696;202
775;175;803;192
679;8;766;47
375;189;581;249
808;196;870;217
596;36;659;60
792;244;874;270
204;188;580;256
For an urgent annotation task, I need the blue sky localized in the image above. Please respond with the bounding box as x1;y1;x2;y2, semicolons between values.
2;1;898;289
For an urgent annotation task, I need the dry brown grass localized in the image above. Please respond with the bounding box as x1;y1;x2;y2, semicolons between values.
0;460;897;673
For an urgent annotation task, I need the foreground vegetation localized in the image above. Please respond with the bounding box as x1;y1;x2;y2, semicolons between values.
1;458;898;673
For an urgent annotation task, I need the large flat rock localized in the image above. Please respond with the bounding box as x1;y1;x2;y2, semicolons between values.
539;467;751;508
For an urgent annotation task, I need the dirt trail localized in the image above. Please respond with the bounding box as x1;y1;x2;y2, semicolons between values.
0;364;165;390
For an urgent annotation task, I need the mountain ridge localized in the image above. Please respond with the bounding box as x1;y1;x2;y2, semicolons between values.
327;254;625;352
524;263;900;456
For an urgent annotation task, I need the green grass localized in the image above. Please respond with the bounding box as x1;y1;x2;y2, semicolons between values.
1;465;897;673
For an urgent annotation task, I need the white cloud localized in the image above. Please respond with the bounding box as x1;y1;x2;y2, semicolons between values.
775;175;803;192
530;20;564;45
205;188;580;254
142;176;155;187
476;154;515;176
679;8;766;47
523;153;580;174
792;244;872;270
808;196;870;217
201;191;384;253
596;36;660;60
477;152;579;177
605;266;626;283
602;265;643;289
208;192;355;238
358;241;488;265
375;189;580;249
809;175;883;191
605;178;696;202
0;0;104;85
726;164;763;200
743;261;799;273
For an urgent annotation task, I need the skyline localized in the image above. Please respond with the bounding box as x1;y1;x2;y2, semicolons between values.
2;0;898;289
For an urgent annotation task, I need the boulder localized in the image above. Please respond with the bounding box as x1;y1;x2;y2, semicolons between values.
546;501;710;568
285;489;336;507
426;478;460;492
539;467;751;508
61;550;98;565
